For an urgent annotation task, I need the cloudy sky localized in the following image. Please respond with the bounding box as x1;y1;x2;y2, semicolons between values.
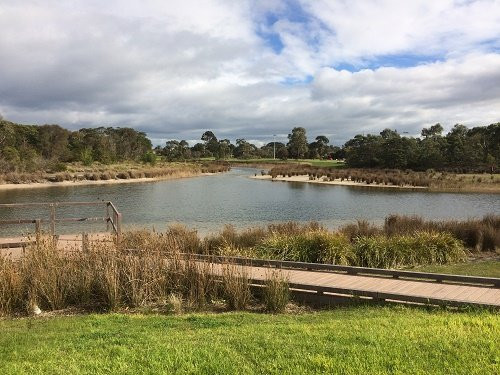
1;0;499;146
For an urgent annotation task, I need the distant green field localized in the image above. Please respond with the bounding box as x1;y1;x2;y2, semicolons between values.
0;306;498;374
226;158;344;168
414;260;500;278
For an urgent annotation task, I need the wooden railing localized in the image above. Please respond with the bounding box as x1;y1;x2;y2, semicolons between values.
184;253;500;288
0;201;122;248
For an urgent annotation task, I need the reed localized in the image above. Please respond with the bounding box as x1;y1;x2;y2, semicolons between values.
221;264;252;310
0;234;259;317
353;232;466;268
256;231;354;265
266;165;499;191
262;270;290;313
384;214;500;252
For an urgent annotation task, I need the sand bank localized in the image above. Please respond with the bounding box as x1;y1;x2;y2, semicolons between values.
251;174;428;190
0;172;215;191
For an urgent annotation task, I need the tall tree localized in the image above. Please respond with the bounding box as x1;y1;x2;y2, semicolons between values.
287;127;308;159
201;131;219;155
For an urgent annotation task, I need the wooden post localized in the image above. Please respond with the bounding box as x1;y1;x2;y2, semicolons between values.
116;212;122;245
106;204;110;231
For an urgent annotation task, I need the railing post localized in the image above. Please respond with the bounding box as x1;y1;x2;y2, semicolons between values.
106;203;110;231
116;212;122;245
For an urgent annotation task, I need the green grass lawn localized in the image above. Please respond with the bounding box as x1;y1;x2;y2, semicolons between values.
198;157;345;168
414;260;500;278
1;306;498;374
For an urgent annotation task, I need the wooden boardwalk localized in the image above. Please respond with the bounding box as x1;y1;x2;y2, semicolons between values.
200;255;500;309
2;237;499;308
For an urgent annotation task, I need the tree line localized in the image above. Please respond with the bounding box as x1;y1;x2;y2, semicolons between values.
158;124;499;172
1;117;498;173
343;123;499;172
158;128;340;161
0;119;152;173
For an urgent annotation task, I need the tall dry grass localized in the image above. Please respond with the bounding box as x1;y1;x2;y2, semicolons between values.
0;232;282;317
263;270;290;313
0;162;229;185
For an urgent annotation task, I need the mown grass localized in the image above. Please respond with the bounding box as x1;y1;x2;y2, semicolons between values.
0;306;498;375
206;157;345;168
415;260;500;278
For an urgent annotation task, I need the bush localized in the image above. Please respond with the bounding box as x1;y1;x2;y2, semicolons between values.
353;232;466;268
257;231;354;265
142;151;157;165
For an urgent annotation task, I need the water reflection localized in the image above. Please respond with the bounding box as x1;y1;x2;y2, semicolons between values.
0;167;498;236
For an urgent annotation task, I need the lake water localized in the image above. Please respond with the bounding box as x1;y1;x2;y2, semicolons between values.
0;168;498;236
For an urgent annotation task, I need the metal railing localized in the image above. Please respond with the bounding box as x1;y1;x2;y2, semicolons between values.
0;201;122;248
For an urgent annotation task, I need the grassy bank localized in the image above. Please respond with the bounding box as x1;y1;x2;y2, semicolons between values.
416;260;500;278
0;161;229;186
199;157;345;168
0;307;498;374
264;165;500;192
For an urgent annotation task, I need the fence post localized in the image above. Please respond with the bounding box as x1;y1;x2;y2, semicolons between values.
106;203;110;231
116;212;122;245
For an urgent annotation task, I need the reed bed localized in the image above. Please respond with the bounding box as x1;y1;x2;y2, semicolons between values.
0;162;229;185
266;165;500;190
1;215;497;316
0;233;288;317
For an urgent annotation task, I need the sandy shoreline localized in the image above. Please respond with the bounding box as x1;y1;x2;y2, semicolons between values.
0;172;215;191
251;174;429;190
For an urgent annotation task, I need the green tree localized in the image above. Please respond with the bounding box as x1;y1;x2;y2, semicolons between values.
234;139;256;159
287;127;308;159
421;123;443;138
201;131;219;155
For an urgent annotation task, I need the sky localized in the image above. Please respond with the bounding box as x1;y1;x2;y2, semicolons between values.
0;0;499;146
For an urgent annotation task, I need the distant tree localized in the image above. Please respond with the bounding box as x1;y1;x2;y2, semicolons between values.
446;124;468;165
344;134;382;167
201;131;219;155
287;127;308;159
277;146;288;160
380;128;399;140
234;139;257;159
421;123;443;138
38;124;71;161
191;142;209;158
217;139;232;159
308;135;329;159
163;140;190;161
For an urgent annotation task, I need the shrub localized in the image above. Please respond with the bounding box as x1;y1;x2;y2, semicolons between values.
257;231;354;265
353;232;466;268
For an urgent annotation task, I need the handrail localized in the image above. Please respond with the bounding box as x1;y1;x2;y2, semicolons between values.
183;253;500;288
0;201;122;244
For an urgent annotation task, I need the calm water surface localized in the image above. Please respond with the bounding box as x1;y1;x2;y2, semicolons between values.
0;168;498;236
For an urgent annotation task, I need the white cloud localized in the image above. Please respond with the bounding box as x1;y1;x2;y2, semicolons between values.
0;0;499;145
